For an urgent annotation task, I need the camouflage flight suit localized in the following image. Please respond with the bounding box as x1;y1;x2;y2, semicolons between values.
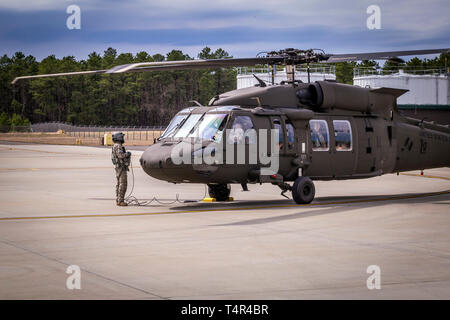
111;143;130;205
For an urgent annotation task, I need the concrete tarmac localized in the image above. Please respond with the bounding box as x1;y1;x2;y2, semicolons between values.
0;143;449;299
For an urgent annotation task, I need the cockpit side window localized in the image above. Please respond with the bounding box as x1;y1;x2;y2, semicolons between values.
273;119;283;150
227;115;256;144
309;119;329;151
285;119;295;150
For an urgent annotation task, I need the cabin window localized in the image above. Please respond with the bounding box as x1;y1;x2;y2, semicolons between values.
285;120;295;150
333;120;352;151
228;115;256;144
309;119;329;151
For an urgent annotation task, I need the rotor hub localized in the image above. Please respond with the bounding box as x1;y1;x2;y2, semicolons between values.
265;48;329;65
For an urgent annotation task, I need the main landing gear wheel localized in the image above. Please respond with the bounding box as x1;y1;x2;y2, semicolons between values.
207;184;231;201
292;176;315;204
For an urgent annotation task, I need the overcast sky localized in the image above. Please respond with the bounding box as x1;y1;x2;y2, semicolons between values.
0;0;449;60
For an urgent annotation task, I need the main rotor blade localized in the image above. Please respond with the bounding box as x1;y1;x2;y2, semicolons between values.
323;48;449;63
11;57;281;84
105;57;280;73
11;47;448;84
11;69;108;84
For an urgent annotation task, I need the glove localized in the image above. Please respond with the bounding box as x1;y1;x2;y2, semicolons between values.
126;151;131;158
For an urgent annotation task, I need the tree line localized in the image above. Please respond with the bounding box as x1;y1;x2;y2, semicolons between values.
0;47;448;127
0;47;236;127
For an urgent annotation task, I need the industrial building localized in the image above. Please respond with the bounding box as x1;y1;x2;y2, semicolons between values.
354;67;450;124
353;68;449;105
353;67;450;124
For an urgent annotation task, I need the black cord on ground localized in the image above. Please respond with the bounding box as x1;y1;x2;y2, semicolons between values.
124;159;207;206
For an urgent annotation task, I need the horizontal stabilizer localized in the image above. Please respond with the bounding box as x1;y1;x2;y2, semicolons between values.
370;87;409;98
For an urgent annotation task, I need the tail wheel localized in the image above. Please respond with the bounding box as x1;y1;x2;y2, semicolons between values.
207;184;231;201
292;176;315;204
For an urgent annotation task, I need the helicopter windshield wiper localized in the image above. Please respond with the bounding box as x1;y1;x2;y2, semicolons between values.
164;123;181;137
160;115;189;139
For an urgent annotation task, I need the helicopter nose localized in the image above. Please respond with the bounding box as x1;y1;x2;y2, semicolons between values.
140;144;169;180
140;146;159;169
140;141;200;183
140;142;187;179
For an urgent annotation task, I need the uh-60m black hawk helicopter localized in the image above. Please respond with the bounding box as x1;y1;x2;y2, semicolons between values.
13;48;450;204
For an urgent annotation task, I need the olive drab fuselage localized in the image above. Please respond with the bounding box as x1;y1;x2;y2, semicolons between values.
11;47;448;203
140;81;450;185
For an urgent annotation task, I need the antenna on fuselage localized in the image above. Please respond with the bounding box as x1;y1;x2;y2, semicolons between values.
189;100;203;107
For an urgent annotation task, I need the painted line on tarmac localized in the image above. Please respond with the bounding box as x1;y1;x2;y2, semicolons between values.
0;189;448;222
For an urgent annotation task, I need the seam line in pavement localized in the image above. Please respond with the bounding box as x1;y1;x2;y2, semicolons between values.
0;238;168;300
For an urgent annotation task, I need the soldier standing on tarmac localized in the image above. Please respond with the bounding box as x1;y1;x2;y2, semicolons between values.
111;132;131;206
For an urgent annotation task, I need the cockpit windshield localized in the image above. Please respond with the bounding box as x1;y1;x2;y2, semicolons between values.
188;113;228;141
162;106;236;140
173;114;203;138
160;114;188;139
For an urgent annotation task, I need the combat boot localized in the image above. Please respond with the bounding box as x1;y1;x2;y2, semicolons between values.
117;201;128;206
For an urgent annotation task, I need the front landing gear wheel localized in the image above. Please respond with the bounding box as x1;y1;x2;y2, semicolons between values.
292;176;315;204
207;184;231;201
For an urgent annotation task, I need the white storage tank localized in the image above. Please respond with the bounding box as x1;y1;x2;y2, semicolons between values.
237;65;336;89
353;68;449;105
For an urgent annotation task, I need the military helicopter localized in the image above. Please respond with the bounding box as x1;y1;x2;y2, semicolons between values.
13;48;450;204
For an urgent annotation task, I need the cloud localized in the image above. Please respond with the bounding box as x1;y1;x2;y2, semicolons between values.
2;0;449;31
0;0;448;60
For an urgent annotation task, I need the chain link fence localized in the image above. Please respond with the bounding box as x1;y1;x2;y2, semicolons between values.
354;66;448;77
0;125;31;133
30;122;166;141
